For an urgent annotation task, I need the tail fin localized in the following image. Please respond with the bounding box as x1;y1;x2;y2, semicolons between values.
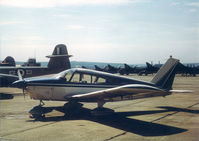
124;64;131;69
146;62;153;68
46;44;72;70
151;57;179;90
1;56;16;66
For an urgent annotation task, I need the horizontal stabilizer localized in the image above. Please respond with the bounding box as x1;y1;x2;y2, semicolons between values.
169;90;194;93
46;55;72;58
47;44;72;70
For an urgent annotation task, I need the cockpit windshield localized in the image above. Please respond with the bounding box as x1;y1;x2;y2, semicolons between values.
54;69;75;80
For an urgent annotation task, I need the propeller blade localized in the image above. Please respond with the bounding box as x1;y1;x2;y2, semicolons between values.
17;69;23;80
14;70;26;99
23;86;25;100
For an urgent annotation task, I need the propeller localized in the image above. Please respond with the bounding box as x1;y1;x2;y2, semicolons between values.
12;70;27;99
18;70;26;99
17;69;23;81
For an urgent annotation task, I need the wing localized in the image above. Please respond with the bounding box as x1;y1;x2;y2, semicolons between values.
66;84;169;102
0;73;19;87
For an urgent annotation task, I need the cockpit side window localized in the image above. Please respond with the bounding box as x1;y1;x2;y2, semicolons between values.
64;71;73;82
70;72;80;83
69;73;93;84
67;72;107;85
81;74;106;84
80;74;91;84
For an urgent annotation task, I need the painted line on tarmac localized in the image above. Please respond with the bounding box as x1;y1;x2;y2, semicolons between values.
1;122;57;137
112;100;146;110
0;137;19;141
104;132;127;141
151;102;199;123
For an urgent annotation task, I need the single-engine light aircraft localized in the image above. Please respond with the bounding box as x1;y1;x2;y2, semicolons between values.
13;57;179;119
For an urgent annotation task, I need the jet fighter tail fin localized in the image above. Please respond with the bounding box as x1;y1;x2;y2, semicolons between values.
146;62;153;68
151;57;179;90
46;44;72;70
0;56;16;66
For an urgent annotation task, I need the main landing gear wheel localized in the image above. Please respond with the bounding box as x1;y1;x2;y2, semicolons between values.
91;100;115;116
63;101;84;117
91;107;115;116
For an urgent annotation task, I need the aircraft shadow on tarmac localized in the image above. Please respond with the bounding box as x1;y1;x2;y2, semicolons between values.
0;93;14;100
24;105;199;137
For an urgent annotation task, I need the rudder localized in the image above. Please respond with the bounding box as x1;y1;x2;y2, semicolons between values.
151;57;179;90
46;44;72;70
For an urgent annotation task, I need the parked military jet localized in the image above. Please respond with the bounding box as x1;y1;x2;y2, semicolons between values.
13;57;180;119
0;44;72;87
138;62;160;76
177;63;199;77
95;64;119;74
118;64;135;75
94;65;104;72
104;64;119;74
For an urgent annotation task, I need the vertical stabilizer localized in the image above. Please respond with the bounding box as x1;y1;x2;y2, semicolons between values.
46;44;72;70
1;56;16;66
151;58;179;90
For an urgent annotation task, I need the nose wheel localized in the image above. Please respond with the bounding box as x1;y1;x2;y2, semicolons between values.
29;112;45;120
29;105;46;120
29;100;52;120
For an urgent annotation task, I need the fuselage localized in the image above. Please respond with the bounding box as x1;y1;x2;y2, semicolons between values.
20;68;158;102
0;66;64;78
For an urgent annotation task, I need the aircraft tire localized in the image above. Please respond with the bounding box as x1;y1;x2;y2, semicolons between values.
30;114;45;120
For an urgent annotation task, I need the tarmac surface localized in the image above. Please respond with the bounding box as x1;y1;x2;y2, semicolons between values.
0;75;199;141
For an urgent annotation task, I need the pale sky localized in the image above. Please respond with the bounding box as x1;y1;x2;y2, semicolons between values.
0;0;199;64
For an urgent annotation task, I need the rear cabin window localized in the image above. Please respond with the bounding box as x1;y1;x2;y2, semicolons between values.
80;74;91;83
94;76;106;84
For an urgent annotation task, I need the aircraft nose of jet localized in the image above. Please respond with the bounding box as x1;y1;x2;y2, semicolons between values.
12;80;26;89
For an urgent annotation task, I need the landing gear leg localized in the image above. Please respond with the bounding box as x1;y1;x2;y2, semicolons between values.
91;100;114;116
39;100;45;106
97;100;105;108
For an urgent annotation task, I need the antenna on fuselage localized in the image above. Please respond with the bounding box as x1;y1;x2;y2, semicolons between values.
34;47;36;59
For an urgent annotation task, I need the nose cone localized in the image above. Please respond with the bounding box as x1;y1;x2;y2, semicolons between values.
12;80;26;89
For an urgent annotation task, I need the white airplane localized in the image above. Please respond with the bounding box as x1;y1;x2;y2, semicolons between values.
13;57;180;119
